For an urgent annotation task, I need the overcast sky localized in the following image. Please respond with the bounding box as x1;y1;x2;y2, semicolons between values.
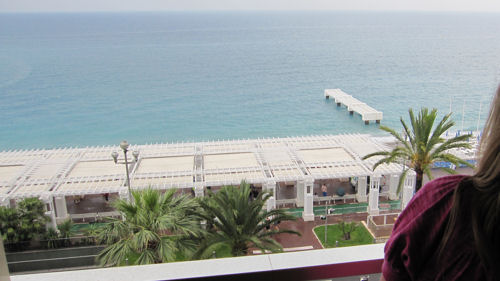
2;0;500;13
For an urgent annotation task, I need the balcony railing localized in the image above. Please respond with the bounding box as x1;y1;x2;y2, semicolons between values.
10;244;384;281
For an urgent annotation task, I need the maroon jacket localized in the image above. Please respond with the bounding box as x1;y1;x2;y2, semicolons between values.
382;175;490;280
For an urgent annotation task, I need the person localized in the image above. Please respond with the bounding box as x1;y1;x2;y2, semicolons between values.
321;184;328;196
381;85;500;281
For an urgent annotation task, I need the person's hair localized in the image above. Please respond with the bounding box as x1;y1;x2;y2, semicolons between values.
440;85;500;278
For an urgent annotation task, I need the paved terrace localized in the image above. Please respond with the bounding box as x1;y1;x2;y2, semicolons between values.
0;134;417;225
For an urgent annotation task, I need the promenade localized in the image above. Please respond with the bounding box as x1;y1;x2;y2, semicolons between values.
0;133;475;226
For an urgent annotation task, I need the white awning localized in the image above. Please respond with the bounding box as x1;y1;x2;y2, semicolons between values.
204;153;259;170
136;156;194;173
0;133;428;199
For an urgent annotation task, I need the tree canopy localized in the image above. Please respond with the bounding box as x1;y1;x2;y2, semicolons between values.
363;108;473;191
193;182;299;258
0;197;50;244
97;189;202;266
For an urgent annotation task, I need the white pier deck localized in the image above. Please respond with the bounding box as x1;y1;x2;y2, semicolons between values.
325;89;383;124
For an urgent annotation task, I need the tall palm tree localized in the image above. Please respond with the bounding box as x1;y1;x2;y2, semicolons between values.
363;108;473;192
193;182;299;258
97;188;201;266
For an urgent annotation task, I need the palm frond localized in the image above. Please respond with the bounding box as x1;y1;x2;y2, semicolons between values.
97;187;201;266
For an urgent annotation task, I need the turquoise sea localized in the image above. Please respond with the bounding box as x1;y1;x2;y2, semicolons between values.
0;11;499;150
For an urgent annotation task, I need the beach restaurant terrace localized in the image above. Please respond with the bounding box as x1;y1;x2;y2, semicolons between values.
0;134;416;226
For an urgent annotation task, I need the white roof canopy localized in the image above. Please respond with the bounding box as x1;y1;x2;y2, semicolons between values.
68;160;124;177
0;134;410;199
204;153;259;170
136;156;194;174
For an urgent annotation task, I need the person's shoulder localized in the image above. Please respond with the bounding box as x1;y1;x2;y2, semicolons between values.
418;174;468;198
394;175;468;229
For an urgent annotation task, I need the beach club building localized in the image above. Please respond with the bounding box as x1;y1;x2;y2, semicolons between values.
0;134;418;227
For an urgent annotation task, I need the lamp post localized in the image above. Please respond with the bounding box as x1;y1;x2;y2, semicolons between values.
112;140;139;202
320;206;335;247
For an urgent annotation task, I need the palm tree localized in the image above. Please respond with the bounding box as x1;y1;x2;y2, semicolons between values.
57;218;75;246
97;188;201;266
363;108;473;192
193;182;299;258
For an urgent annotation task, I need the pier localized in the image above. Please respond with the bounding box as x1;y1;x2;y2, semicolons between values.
324;89;383;124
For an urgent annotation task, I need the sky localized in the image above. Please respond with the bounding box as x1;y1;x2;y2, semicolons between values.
1;0;500;13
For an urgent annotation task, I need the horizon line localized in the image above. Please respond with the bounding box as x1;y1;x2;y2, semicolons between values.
2;9;500;14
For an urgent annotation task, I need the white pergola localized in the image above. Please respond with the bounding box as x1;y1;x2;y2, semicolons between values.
0;134;417;222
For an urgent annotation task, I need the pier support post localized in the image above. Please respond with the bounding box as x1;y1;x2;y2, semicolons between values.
365;121;369;125
368;175;380;215
349;111;353;115
376;120;380;124
389;174;399;200
356;176;368;202
302;178;314;221
402;172;416;210
336;102;341;106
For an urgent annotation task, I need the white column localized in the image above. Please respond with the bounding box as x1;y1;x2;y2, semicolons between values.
266;197;276;212
263;181;277;197
47;198;57;230
302;178;314;221
356;176;368;202
296;180;304;207
389;174;399;200
194;183;204;197
264;181;276;210
119;190;129;201
54;196;68;219
402;172;416;210
368;175;380;215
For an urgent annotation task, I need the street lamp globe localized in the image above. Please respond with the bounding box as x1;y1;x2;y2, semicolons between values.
132;150;139;161
111;151;119;163
120;140;129;151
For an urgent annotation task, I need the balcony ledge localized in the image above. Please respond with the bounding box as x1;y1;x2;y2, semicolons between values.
11;244;384;281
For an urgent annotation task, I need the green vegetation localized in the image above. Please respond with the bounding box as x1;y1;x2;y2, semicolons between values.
0;198;50;247
71;222;108;235
363;107;473;192
193;182;300;258
97;189;202;266
314;222;373;248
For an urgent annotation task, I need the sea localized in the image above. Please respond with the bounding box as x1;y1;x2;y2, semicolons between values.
1;11;499;150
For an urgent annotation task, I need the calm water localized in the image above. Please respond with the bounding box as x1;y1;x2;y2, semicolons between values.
1;11;499;150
